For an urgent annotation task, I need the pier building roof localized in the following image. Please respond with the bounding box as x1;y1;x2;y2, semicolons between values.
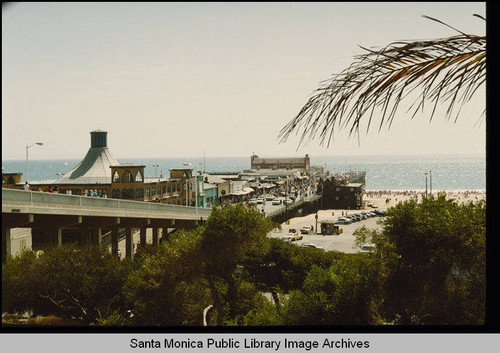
53;130;120;185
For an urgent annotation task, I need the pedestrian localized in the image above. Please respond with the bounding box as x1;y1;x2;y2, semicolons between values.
92;189;98;197
117;249;122;260
47;186;54;193
23;181;30;191
53;186;59;194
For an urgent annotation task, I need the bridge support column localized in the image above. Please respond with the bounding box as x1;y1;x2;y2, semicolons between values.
111;227;119;258
89;228;102;246
97;227;102;247
2;227;12;264
57;228;63;247
162;227;169;243
152;228;159;245
125;228;133;259
140;227;147;248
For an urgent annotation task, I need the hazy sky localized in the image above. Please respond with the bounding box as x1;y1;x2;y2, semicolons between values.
2;2;486;161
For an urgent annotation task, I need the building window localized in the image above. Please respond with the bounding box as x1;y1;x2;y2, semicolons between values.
122;170;133;183
168;184;171;193
152;186;156;196
145;188;150;197
157;186;161;195
112;189;120;198
135;170;144;182
162;185;166;194
177;184;181;192
112;171;120;183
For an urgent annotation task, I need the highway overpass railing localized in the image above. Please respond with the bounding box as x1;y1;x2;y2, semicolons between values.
2;188;212;217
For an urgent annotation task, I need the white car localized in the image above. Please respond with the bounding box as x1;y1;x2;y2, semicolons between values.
360;244;376;253
272;199;282;205
284;199;293;205
335;217;351;224
300;242;324;249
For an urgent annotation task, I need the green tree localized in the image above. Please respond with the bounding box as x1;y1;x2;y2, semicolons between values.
199;204;274;325
362;195;486;324
282;254;381;325
243;237;339;311
279;15;485;147
123;229;210;326
2;244;129;324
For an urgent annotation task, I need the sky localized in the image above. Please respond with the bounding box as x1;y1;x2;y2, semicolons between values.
2;2;486;161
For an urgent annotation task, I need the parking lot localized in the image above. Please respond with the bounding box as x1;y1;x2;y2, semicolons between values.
267;209;384;253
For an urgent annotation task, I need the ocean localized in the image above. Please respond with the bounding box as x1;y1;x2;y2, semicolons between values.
2;154;486;192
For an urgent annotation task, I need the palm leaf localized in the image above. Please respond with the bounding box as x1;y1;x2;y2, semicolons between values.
279;15;486;148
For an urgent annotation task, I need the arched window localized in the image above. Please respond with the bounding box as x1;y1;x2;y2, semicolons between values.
122;170;133;183
112;171;120;183
135;170;144;182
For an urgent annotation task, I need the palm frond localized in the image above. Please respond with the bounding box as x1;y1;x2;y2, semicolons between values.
279;16;486;148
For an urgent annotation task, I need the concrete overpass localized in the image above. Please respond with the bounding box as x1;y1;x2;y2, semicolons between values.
2;189;211;262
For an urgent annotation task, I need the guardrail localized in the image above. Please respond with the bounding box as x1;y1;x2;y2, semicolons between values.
266;194;321;219
2;188;212;217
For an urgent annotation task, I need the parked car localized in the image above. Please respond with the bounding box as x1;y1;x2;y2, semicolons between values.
256;198;264;204
345;215;358;222
375;209;387;216
272;199;282;205
352;214;362;222
284;233;303;242
360;244;376;254
300;226;313;234
300;242;324;249
265;195;275;201
335;217;351;224
284;199;293;205
248;199;258;204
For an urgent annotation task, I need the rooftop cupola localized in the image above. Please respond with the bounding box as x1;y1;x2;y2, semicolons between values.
90;130;108;148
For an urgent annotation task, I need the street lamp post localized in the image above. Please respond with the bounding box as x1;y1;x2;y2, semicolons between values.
152;164;159;178
25;142;44;183
424;171;429;197
429;170;432;196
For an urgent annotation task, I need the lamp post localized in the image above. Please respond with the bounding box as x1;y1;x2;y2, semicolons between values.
25;142;44;182
429;170;432;196
152;164;159;178
424;171;429;197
